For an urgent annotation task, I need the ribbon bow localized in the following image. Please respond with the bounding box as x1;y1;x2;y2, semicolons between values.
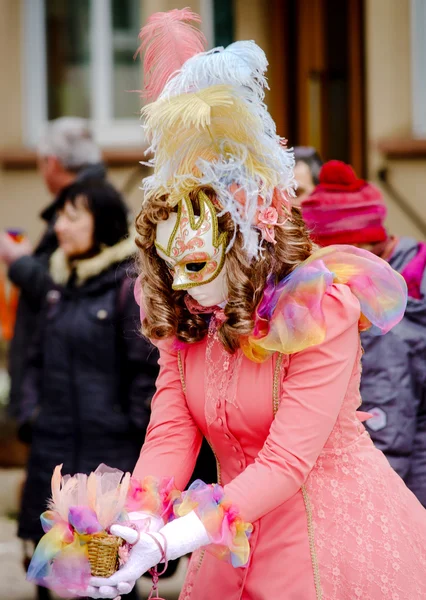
27;507;104;596
184;295;226;323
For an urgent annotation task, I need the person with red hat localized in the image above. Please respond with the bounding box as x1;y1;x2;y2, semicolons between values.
302;160;426;506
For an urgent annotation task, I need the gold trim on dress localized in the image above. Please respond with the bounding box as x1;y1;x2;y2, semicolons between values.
301;485;323;600
273;353;284;415
273;353;323;600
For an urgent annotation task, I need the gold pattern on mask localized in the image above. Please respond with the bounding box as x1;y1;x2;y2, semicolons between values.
155;191;227;290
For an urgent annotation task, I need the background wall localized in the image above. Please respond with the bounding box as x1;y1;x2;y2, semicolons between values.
1;0;425;245
365;0;426;239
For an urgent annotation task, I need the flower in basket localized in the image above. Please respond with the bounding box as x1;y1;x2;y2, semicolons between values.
27;463;131;598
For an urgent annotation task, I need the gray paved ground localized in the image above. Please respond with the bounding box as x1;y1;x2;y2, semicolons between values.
0;469;185;600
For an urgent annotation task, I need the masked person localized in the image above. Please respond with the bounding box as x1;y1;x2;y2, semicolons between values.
29;10;426;600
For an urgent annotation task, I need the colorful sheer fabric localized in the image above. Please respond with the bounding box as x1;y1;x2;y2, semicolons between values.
127;476;252;567
174;480;252;567
126;475;180;523
241;245;407;362
27;507;102;597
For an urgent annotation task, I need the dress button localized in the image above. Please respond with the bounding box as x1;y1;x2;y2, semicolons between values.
232;446;238;453
218;418;223;426
225;433;230;440
239;460;243;469
216;400;221;409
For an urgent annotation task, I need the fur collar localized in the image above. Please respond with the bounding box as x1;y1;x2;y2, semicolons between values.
50;235;136;286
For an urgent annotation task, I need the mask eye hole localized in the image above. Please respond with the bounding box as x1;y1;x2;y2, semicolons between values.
185;262;206;273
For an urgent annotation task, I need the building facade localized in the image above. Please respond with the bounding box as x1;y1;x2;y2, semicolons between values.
0;0;425;244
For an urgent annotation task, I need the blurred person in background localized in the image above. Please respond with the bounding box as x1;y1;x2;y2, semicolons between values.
0;117;106;423
293;146;323;206
302;160;426;506
18;180;158;600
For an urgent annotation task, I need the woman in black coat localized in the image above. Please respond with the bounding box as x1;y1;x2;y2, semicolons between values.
18;181;159;600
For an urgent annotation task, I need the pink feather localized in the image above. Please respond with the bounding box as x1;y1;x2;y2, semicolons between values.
136;8;207;101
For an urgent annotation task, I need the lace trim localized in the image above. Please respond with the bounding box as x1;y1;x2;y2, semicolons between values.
204;316;243;427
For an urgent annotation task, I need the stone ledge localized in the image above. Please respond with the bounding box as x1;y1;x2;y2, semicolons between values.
0;147;148;170
377;137;426;159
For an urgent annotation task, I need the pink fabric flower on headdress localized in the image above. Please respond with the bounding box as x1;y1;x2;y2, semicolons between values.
229;184;290;245
257;207;280;244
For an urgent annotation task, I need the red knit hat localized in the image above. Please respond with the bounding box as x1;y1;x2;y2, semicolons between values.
301;160;387;246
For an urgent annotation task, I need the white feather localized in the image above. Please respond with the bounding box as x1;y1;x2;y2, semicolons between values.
161;41;269;100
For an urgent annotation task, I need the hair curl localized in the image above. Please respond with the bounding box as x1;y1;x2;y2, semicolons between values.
136;189;313;353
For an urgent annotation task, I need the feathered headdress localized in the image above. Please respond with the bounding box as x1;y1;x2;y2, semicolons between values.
138;8;295;256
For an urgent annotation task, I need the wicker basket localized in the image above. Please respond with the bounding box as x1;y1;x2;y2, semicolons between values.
87;532;124;578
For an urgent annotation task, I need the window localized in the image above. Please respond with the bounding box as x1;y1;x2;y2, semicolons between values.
411;0;426;137
22;0;217;148
23;0;144;147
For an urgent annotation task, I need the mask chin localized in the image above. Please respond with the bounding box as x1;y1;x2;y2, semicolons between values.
186;268;228;307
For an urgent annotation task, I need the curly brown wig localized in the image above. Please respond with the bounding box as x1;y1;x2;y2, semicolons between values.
136;188;313;353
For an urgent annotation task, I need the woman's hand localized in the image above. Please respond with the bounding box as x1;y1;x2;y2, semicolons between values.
83;511;210;599
84;526;162;598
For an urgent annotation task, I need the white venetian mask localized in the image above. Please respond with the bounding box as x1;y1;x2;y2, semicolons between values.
155;191;228;307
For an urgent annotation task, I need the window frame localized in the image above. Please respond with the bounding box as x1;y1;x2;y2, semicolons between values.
22;0;215;148
22;0;145;147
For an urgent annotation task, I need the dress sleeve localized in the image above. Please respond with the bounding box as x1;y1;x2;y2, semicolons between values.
224;284;361;523
133;340;203;491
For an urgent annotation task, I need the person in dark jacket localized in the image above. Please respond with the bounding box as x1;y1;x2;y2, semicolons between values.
0;117;106;422
18;180;159;600
301;160;426;506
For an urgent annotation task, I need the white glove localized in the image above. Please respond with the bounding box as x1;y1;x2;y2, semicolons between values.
84;511;210;599
126;511;163;534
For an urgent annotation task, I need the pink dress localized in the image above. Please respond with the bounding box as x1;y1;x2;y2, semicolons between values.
134;282;426;599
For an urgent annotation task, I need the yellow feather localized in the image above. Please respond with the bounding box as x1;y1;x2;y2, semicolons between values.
143;84;282;202
48;464;63;512
143;85;235;132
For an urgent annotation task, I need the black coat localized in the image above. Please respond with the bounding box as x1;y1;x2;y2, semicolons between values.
18;245;159;540
8;163;107;419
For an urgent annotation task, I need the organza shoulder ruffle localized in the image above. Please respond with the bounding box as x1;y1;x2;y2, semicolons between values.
241;245;408;362
127;476;252;567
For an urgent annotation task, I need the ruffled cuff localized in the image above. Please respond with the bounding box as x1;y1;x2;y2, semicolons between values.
125;475;180;523
173;480;253;567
